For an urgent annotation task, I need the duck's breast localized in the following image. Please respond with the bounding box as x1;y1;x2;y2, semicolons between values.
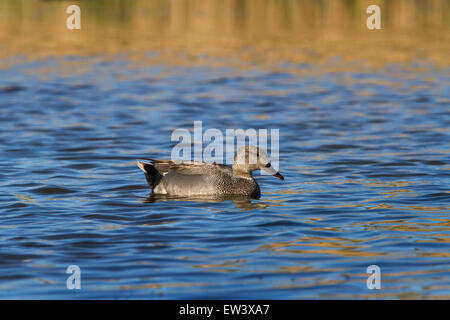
216;175;260;197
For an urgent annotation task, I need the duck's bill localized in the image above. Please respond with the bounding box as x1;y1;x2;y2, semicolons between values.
273;172;284;180
262;165;284;181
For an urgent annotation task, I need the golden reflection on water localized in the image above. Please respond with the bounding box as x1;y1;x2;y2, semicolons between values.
258;236;385;257
0;0;449;68
119;282;207;290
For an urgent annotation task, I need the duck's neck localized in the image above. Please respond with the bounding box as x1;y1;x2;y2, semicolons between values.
232;165;253;179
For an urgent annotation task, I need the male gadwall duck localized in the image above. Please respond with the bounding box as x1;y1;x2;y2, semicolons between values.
137;146;284;198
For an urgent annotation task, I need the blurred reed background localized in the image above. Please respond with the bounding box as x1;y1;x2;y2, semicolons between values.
0;0;449;68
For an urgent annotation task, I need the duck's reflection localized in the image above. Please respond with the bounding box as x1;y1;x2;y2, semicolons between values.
142;194;269;211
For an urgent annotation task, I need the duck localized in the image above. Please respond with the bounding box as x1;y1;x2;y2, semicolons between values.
137;146;284;198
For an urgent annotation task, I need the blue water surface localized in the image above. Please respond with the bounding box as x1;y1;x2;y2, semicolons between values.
0;56;449;299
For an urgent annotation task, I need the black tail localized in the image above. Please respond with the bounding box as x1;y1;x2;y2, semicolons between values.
137;161;163;188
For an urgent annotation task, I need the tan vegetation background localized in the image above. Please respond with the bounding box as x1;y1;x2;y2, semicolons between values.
0;0;448;68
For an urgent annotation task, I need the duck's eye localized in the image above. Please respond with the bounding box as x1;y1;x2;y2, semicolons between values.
265;163;271;168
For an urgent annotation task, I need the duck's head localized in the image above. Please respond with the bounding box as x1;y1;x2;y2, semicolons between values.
233;146;284;180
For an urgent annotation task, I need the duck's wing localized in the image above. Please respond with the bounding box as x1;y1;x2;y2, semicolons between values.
145;159;174;174
145;159;231;175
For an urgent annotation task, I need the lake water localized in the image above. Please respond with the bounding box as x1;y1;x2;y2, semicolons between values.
0;0;449;299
